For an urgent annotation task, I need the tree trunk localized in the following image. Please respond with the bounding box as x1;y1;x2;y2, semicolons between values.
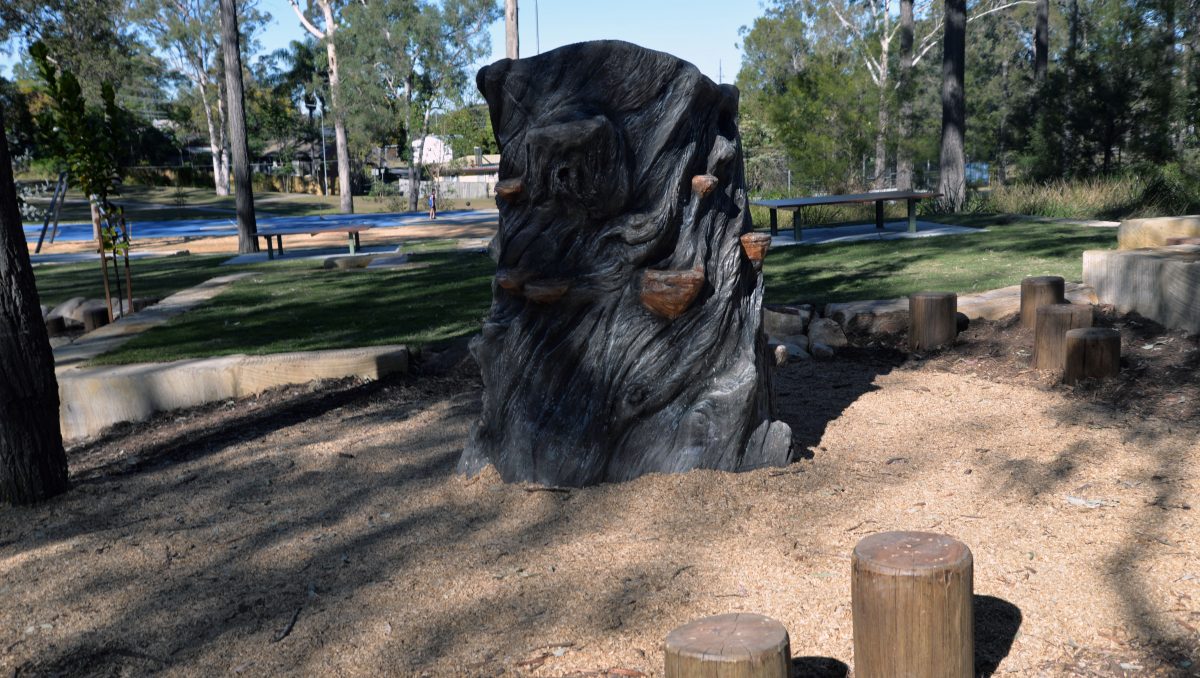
220;0;258;254
938;0;967;211
406;74;419;212
321;0;354;214
459;42;792;486
998;57;1010;185
897;0;915;190
215;79;232;195
1062;0;1079;174
505;0;519;59
0;104;70;505
1035;0;1049;82
872;20;890;190
198;77;230;196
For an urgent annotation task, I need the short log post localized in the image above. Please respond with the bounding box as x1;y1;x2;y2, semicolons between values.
1033;304;1094;371
1063;327;1121;384
852;531;974;678
908;292;957;352
1020;275;1066;328
44;315;67;337
82;306;110;333
664;613;791;678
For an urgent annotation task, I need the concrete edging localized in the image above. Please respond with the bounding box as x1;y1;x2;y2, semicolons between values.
59;345;409;443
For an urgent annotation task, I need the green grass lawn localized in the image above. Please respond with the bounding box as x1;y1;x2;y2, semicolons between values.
34;255;233;307
761;214;1117;304
35;215;1116;365
87;251;494;365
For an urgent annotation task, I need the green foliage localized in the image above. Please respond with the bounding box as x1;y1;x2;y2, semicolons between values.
30;41;123;203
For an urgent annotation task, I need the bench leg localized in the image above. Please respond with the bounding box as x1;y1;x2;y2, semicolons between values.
276;235;284;257
876;201;885;230
908;198;917;233
769;209;778;237
792;208;803;242
265;236;274;260
348;232;358;255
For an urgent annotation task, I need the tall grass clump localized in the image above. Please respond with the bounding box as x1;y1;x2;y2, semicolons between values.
979;167;1200;220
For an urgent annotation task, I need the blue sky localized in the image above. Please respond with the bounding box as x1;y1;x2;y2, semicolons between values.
2;0;763;86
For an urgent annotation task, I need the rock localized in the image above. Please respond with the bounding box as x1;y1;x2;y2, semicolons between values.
826;299;909;336
40;304;49;319
324;255;376;270
49;297;87;325
769;334;808;351
768;342;788;367
764;304;813;337
808;318;848;348
783;342;811;361
810;342;835;360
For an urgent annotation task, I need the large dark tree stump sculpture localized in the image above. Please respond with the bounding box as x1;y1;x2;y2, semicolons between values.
458;41;793;486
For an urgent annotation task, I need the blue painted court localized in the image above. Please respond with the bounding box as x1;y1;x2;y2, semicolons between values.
22;209;498;244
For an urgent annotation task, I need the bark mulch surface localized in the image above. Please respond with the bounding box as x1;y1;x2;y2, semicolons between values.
2;312;1198;677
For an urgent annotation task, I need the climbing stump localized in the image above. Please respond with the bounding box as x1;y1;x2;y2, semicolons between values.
82;306;109;333
1063;327;1121;384
664;613;791;678
1020;275;1066;328
1033;304;1094;371
852;531;974;678
908;292;957;352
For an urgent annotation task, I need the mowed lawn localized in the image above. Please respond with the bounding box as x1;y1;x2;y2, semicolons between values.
32;215;1117;365
761;214;1117;304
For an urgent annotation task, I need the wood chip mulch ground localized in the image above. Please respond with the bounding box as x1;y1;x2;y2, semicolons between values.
1;310;1197;677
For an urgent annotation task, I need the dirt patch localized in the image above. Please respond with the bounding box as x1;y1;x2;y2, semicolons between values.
1;327;1197;677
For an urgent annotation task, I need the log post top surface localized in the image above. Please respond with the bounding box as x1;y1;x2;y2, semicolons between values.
909;291;956;301
665;613;789;661
853;531;972;575
1023;275;1064;285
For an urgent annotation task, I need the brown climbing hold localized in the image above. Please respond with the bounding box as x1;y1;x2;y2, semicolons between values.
495;178;524;200
523;279;570;304
691;174;718;197
640;268;705;319
740;232;772;264
495;268;532;293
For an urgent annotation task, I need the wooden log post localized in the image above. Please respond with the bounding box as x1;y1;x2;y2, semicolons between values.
1063;327;1121;384
664;613;791;678
82;306;110;333
1020;275;1066;328
852;531;974;678
1033;304;1093;371
908;292;957;352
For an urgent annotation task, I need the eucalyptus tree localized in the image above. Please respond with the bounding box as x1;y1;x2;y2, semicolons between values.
0;100;69;506
289;0;354;213
339;0;499;211
134;0;268;196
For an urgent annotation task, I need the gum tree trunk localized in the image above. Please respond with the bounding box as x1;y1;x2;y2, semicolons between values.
220;0;258;254
459;41;793;487
939;0;967;211
897;0;915;190
0;104;69;505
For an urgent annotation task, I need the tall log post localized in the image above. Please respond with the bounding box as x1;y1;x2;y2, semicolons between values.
1033;303;1093;371
664;613;791;678
908;291;957;352
1063;327;1121;384
852;531;974;678
1020;275;1065;328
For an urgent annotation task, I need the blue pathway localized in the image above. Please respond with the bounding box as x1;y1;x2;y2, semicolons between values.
22;209;497;243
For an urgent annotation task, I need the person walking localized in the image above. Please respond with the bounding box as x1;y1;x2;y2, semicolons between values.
428;187;437;220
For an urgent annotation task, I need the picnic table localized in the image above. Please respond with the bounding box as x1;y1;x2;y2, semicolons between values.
751;189;941;241
256;224;372;260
